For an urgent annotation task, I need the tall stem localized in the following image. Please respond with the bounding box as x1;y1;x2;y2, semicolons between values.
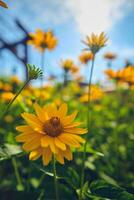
41;52;45;87
2;79;30;118
11;157;24;190
79;55;95;200
53;156;59;200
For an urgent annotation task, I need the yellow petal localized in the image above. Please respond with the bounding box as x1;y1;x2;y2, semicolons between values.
34;103;48;122
41;136;57;153
56;154;64;164
64;122;83;128
62;147;72;161
29;148;42;160
43;104;57;118
57;103;67;119
16;132;37;142
66;134;85;143
21;113;43;131
62;111;78;125
54;137;66;150
59;134;80;148
42;147;52;166
41;135;52;147
64;128;87;135
16;125;33;132
22;135;41;151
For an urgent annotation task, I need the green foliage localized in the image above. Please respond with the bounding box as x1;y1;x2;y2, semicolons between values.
90;180;134;200
0;76;134;199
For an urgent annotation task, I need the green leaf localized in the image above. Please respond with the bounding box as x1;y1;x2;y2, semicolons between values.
90;180;134;200
65;167;80;190
0;144;22;161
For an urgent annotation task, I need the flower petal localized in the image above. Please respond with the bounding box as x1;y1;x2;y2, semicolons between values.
57;103;67;119
62;111;78;125
64;128;87;135
16;125;33;132
29;148;42;160
16;132;37;142
22;135;41;151
21;113;43;131
56;154;64;164
42;147;52;166
54;137;66;151
34;103;48;122
59;134;80;147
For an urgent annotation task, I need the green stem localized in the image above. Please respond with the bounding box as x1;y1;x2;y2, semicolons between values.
41;52;45;87
2;79;30;118
38;173;46;187
53;156;59;200
11;157;24;190
79;55;95;200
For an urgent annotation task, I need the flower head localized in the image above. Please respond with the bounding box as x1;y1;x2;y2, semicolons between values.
1;92;14;102
27;64;43;80
61;59;74;72
79;52;94;65
70;65;79;74
80;85;104;103
28;29;58;53
16;103;87;165
83;32;108;54
0;1;8;8
104;52;117;60
105;69;116;79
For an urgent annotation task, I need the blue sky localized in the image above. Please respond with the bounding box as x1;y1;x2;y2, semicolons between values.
0;0;134;84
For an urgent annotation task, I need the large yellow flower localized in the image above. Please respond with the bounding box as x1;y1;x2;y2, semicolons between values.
16;103;87;165
28;29;58;53
83;32;108;54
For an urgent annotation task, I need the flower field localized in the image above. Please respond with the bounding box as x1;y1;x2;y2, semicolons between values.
0;1;134;200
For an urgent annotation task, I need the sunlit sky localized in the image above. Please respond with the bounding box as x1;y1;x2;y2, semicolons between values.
0;0;134;83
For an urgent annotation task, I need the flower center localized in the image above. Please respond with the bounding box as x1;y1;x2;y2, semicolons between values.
44;117;63;137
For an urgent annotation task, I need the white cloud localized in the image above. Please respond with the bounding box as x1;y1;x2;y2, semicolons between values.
9;0;133;35
65;0;134;35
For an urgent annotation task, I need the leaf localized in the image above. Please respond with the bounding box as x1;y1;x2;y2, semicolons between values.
0;144;22;161
32;163;55;177
78;146;104;157
90;180;134;200
65;167;80;190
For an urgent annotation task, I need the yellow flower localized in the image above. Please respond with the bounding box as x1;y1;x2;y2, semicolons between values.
16;103;87;165
61;59;74;71
79;52;94;64
70;65;79;74
104;52;117;60
28;29;58;53
105;66;134;87
80;85;104;103
105;69;116;79
10;76;21;85
0;1;8;8
1;92;14;102
83;32;108;54
2;83;12;92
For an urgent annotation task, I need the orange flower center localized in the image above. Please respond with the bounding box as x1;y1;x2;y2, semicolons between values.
44;117;63;137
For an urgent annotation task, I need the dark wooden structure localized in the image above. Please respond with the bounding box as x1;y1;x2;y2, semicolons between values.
0;20;30;80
